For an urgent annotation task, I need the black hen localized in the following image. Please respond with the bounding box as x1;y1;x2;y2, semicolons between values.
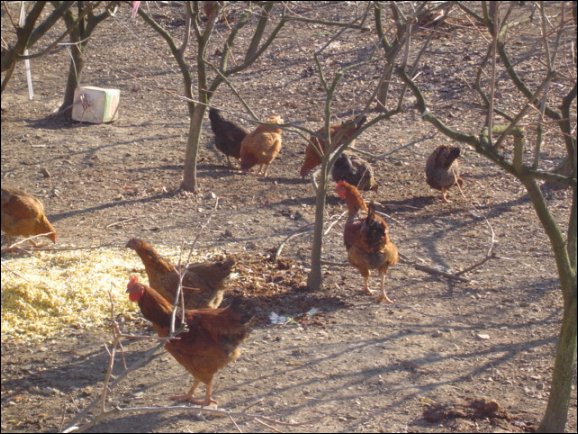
332;152;378;191
208;108;248;168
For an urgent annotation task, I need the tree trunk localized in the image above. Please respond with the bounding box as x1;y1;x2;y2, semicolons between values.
538;186;577;432
538;287;577;433
59;44;84;118
180;104;205;192
57;2;111;119
307;164;329;291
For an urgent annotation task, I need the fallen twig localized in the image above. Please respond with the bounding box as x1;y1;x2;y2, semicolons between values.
0;262;33;281
453;170;498;277
373;205;406;227
62;340;164;433
66;404;307;433
320;259;348;267
228;413;243;433
273;228;312;261
398;253;470;282
105;216;142;229
324;211;348;236
273;211;347;261
7;232;54;247
21;242;120;252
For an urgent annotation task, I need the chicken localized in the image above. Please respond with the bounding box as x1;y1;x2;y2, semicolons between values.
332;152;378;191
299;114;367;178
203;1;220;21
240;115;283;176
425;145;464;202
208;108;248;168
126;238;234;309
127;275;251;406
335;181;398;303
1;187;57;246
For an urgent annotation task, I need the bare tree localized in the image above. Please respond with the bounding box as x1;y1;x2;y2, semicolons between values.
55;1;120;118
1;1;120;116
136;1;288;192
1;1;74;94
395;1;576;431
305;1;442;291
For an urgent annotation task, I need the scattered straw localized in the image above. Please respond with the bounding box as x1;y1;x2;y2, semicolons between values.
0;245;221;343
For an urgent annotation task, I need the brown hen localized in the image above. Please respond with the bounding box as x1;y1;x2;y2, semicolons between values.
299;115;367;178
127;275;251;406
425;145;463;202
1;187;57;246
126;238;234;309
240;115;283;176
335;181;398;303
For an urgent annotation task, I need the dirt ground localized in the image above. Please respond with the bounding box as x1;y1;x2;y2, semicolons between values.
1;2;576;433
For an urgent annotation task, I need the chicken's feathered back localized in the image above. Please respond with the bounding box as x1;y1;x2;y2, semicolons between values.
358;202;388;252
425;145;463;202
126;238;234;309
240;115;283;176
126;275;251;405
300;114;367;177
208;108;248;166
336;183;398;303
332;152;378;191
1;187;57;244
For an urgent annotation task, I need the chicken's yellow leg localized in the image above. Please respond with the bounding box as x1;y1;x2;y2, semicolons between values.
262;164;271;177
377;271;394;303
171;379;217;406
441;188;451;203
200;380;218;406
362;273;376;295
171;379;200;402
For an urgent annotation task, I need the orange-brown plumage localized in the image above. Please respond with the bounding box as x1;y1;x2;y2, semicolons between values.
300;115;367;178
1;187;57;245
335;181;398;303
203;1;219;21
240;115;283;176
425;145;464;202
335;180;368;216
127;275;251;405
126;238;234;309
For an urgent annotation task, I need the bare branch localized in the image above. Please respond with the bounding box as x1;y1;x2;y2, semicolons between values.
285;15;370;31
398;253;470;283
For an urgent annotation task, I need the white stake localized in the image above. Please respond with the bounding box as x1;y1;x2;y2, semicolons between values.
19;1;34;100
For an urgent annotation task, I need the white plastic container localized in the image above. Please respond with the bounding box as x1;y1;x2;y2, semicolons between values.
72;86;120;123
